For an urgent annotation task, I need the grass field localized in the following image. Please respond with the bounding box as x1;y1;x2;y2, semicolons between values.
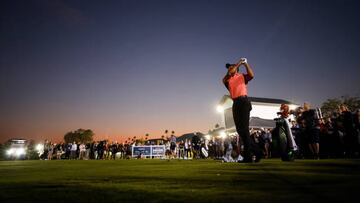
0;159;359;203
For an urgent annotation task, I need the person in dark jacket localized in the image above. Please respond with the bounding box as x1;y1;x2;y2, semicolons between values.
299;103;320;159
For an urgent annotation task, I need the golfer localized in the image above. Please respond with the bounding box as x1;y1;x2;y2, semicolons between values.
222;58;256;162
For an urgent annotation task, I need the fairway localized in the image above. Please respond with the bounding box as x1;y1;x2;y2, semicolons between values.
0;159;359;203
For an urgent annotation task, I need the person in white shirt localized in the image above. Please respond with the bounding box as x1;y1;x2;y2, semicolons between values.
70;142;77;160
79;143;86;160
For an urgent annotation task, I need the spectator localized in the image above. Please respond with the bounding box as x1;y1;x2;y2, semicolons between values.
47;143;53;160
85;143;91;160
111;142;118;160
165;141;171;159
192;134;200;159
339;104;358;157
178;141;185;159
79;143;86;160
97;141;104;160
261;129;272;158
170;131;177;159
70;141;77;160
184;139;191;159
56;144;63;160
299;102;320;159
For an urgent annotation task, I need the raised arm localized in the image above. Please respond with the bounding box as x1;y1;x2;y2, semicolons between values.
243;61;254;80
234;58;254;78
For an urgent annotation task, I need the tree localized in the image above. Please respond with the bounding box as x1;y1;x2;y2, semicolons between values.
64;129;94;143
26;140;39;160
321;96;360;118
0;143;5;160
138;138;144;145
342;96;360;111
321;98;342;118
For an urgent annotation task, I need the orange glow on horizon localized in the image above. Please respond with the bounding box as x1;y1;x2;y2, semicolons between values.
0;126;210;144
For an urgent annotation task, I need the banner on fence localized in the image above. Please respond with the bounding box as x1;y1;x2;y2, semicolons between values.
132;145;165;157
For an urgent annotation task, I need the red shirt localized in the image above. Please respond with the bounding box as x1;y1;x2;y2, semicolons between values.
228;73;251;99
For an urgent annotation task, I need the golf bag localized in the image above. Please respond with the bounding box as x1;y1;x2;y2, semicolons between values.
272;117;298;161
201;147;209;158
199;139;208;158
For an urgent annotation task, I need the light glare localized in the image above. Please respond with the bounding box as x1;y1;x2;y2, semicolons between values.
216;105;224;113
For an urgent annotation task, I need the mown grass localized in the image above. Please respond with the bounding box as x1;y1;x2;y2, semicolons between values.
0;159;359;203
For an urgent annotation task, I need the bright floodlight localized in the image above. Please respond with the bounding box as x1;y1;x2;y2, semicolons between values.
36;144;43;152
15;148;25;156
220;131;227;139
6;148;25;157
204;135;211;140
216;105;224;113
7;149;14;155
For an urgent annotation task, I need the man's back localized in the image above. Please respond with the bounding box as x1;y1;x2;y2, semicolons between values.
302;109;317;129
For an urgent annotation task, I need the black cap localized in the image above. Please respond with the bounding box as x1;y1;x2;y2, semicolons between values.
225;63;235;69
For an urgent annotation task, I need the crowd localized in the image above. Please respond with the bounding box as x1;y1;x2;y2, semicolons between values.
250;103;360;160
39;103;360;161
294;104;360;159
41;140;133;160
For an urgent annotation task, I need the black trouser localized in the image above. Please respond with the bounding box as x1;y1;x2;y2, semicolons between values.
232;96;252;161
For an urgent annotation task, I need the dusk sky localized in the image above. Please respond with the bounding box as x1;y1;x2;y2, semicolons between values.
1;0;359;143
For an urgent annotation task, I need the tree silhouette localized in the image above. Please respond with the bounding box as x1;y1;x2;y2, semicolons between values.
321;96;360;118
64;129;94;143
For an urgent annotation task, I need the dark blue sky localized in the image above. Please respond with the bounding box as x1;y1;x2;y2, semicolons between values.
1;0;360;142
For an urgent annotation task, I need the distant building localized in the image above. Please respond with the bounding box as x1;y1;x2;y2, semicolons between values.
5;138;27;159
146;132;204;144
218;95;299;133
176;132;204;142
